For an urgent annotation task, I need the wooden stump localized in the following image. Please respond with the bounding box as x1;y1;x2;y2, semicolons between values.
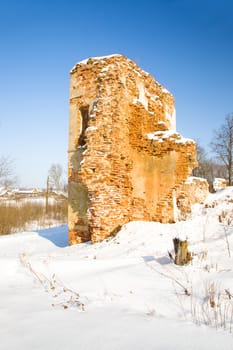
173;238;192;265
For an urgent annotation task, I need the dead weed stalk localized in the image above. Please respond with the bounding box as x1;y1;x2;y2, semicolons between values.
19;253;85;311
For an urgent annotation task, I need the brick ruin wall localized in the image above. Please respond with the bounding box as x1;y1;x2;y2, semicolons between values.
68;54;197;244
176;176;209;220
213;178;227;191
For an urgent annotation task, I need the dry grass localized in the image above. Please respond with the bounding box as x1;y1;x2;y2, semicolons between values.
218;209;233;258
0;199;67;235
191;280;233;332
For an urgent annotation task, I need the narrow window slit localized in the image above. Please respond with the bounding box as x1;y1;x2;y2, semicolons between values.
79;106;89;146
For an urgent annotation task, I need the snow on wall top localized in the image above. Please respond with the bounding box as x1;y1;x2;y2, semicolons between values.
78;54;121;65
147;130;194;144
185;176;208;184
70;54;123;73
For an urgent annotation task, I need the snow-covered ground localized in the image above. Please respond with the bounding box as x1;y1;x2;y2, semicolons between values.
1;188;233;349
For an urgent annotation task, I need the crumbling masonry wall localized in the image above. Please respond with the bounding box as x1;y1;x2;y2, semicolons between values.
68;54;197;244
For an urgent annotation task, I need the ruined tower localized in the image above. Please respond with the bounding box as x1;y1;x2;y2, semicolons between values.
68;54;197;244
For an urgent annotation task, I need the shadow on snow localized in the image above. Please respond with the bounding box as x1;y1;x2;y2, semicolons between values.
142;255;171;265
36;225;68;248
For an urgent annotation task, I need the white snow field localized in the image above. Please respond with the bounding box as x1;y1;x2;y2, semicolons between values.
1;188;233;349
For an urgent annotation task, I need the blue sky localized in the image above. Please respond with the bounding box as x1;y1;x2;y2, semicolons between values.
0;0;232;187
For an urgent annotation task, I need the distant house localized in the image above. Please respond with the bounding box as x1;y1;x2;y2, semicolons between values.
0;187;9;197
13;188;41;198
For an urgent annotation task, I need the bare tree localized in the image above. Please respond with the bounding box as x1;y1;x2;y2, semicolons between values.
192;142;209;178
192;142;215;191
192;141;228;192
48;163;63;191
0;156;16;188
210;113;233;185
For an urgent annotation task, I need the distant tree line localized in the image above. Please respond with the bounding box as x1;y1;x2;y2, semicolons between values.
0;158;67;192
